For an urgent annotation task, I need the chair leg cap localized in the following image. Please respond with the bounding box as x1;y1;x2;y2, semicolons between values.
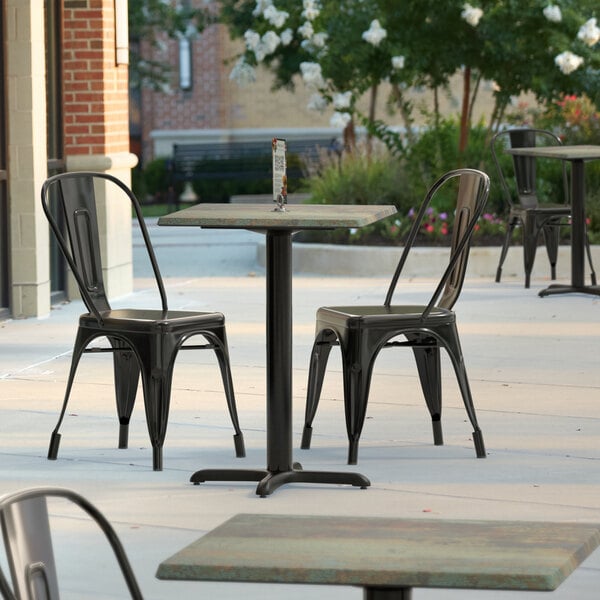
432;420;444;446
234;433;246;458
300;425;313;449
473;429;486;458
48;432;61;460
118;423;129;449
348;441;359;465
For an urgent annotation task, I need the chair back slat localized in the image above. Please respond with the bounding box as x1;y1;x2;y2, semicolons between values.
384;169;490;313
491;128;567;211
59;176;109;312
508;129;538;205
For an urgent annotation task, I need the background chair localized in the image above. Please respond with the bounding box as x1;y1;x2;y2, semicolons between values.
491;127;596;288
300;169;490;464
42;171;245;470
0;487;143;600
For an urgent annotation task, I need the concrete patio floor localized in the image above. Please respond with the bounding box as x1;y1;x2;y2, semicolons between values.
0;224;599;599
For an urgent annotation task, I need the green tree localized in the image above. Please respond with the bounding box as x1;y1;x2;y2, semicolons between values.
220;1;600;157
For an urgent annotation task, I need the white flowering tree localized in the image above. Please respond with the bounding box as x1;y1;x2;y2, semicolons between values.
220;0;600;155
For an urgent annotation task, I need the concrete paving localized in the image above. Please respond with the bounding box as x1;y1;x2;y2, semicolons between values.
1;222;599;599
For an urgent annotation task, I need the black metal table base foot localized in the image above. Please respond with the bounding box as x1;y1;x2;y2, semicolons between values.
539;284;600;297
190;467;370;497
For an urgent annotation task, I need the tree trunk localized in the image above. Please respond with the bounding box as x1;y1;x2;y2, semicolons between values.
459;66;471;156
366;83;378;157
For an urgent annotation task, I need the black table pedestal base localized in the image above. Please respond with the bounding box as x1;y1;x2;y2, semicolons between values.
364;586;412;599
539;283;600;297
190;466;370;497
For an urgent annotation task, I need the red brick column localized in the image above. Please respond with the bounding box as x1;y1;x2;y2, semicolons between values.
63;0;130;158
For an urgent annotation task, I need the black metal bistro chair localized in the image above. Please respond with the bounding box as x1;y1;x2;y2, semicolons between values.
42;171;245;470
491;127;596;288
0;487;143;600
301;169;490;464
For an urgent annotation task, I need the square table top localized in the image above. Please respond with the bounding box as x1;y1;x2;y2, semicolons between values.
157;203;396;231
156;513;600;592
506;144;600;161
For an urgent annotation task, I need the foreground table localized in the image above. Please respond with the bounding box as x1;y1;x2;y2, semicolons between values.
158;203;396;496
507;145;600;297
157;514;600;599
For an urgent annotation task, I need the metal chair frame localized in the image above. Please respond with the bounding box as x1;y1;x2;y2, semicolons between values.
301;169;490;464
41;171;245;470
0;487;143;600
491;127;596;288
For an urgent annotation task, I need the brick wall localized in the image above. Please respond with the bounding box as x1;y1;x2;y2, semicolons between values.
63;0;129;157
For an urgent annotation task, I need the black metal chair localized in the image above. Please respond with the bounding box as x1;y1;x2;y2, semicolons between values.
42;171;245;470
300;169;490;464
0;487;143;600
491;128;596;288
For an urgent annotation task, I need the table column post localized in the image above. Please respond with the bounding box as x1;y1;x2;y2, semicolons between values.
265;229;293;472
570;159;585;288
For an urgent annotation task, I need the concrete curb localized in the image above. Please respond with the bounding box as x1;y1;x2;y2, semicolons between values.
257;240;600;279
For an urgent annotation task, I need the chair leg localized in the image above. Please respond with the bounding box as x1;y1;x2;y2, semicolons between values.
435;323;486;458
542;222;560;281
410;339;443;446
341;342;377;465
48;331;88;461
109;338;140;449
495;220;517;283
522;217;539;289
585;233;597;285
212;336;246;458
301;330;336;449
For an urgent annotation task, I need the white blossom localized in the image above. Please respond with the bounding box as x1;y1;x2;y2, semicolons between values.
302;0;321;21
555;50;584;75
263;5;289;29
280;28;293;46
392;55;405;70
543;5;562;23
298;21;314;39
252;0;273;17
250;31;281;62
333;91;352;110
229;57;256;86
300;61;325;88
330;111;352;129
312;32;329;48
461;4;483;27
307;93;327;112
244;30;261;52
577;18;600;47
261;31;281;55
362;19;387;47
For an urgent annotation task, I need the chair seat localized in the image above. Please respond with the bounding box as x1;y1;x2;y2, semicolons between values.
80;309;226;333
317;305;453;329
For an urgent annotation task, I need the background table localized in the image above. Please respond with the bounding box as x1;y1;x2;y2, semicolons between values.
158;203;396;496
506;145;600;297
157;513;600;599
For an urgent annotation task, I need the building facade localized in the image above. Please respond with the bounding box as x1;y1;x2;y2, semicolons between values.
1;0;136;319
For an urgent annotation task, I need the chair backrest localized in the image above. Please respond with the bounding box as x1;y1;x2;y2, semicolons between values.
41;172;168;324
490;128;567;210
0;487;143;600
384;169;490;314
